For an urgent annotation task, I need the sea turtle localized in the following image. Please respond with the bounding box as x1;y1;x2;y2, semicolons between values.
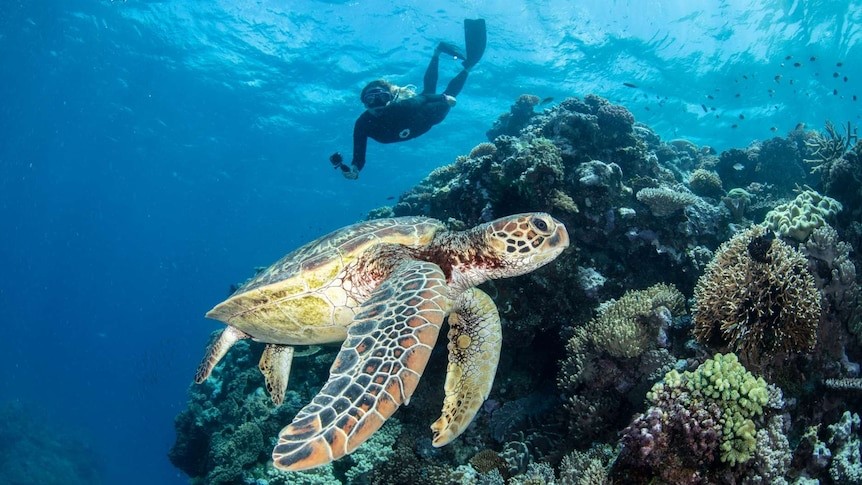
195;212;569;471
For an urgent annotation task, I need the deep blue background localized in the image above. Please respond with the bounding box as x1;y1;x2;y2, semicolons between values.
1;1;860;483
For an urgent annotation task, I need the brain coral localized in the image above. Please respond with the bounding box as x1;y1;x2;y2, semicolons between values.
693;225;821;361
764;189;842;241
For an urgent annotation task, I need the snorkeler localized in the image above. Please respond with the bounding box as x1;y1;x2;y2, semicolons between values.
329;18;487;179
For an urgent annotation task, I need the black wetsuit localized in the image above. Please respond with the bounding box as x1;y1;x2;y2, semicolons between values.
351;55;468;171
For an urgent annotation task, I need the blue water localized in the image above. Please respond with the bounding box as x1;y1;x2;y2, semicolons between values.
1;1;859;483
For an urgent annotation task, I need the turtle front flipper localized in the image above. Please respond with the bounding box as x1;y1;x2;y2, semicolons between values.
259;344;295;405
272;260;451;471
431;287;501;446
194;326;250;383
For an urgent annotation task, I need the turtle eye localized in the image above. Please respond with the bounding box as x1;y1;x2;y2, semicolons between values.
532;217;549;232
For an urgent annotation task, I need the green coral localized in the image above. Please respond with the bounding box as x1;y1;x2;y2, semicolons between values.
763;189;842;241
648;353;770;466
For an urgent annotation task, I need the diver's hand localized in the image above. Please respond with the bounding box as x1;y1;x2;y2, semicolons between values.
342;165;359;180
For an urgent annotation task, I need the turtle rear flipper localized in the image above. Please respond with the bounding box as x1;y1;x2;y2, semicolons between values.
431;288;501;446
259;344;295;405
194;326;250;383
272;260;451;471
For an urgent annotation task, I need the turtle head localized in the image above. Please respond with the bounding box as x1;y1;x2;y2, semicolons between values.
481;212;569;279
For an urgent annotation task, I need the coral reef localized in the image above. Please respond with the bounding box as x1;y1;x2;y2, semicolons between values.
558;284;685;441
173;93;862;485
692;225;821;364
764;188;843;241
611;353;781;483
636;186;701;217
486;94;542;140
688;168;724;198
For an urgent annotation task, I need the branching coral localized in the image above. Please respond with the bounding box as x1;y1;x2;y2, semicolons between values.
692;225;821;361
804;121;856;173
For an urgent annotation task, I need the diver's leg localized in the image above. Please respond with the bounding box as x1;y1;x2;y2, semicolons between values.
422;53;440;94
443;69;468;97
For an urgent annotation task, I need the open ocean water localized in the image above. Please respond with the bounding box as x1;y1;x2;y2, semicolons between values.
1;1;860;484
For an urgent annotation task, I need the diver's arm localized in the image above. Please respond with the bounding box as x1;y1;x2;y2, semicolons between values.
351;115;369;171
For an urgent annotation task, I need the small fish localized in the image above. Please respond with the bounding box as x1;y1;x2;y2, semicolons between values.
844;76;849;82
644;106;651;111
785;55;792;60
853;95;858;101
731;124;739;129
540;96;554;105
733;163;744;170
770;126;777;132
790;79;794;85
793;62;801;67
386;196;395;200
833;72;840;78
834;89;839;95
735;93;741;97
795;123;806;130
810;56;817;61
710;107;716;111
623;82;638;88
739;114;745;120
774;75;782;82
707;94;715;99
837;62;844;67
701;104;708;113
743;75;749;80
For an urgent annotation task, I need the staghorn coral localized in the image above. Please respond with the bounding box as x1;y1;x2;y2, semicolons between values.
612;354;776;483
804;121;855;174
688;168;724;198
636;186;701;217
692;225;821;362
763;188;842;241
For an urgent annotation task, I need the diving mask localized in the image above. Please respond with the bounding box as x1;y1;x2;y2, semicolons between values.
362;87;393;108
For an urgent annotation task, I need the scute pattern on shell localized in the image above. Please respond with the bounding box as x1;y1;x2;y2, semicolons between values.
237;217;445;294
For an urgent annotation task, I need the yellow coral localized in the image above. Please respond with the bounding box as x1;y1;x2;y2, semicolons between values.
763;189;842;241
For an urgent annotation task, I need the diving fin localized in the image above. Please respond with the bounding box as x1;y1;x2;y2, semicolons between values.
437;41;466;60
462;18;486;70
